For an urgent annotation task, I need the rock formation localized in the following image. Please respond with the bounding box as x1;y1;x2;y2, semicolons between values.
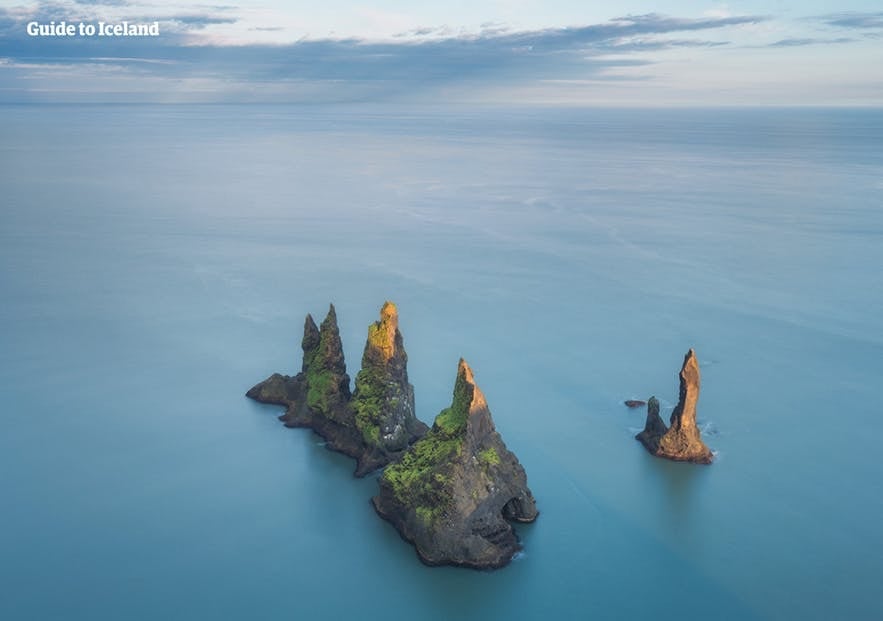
351;301;429;471
624;399;647;408
372;359;538;569
246;302;426;476
635;396;667;452
635;349;713;464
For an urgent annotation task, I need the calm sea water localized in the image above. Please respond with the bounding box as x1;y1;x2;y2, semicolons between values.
1;104;881;620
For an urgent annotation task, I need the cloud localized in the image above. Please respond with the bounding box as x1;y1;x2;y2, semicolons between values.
394;25;455;39
0;10;765;102
163;14;238;29
608;13;760;32
769;37;855;47
820;12;883;30
605;37;730;51
72;0;131;6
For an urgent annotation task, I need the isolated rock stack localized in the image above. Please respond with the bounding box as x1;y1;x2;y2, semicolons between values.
636;349;713;464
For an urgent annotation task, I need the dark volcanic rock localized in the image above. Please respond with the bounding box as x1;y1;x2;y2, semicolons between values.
245;372;296;406
635;396;667;453
635;349;713;464
285;305;353;426
351;301;429;473
247;303;426;476
372;359;538;569
624;399;647;408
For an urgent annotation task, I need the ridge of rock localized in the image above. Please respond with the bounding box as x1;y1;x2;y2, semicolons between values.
372;358;538;569
635;349;713;464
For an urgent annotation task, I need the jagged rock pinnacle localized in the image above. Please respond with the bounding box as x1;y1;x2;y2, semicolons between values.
352;301;427;459
300;314;320;372
372;301;399;360
636;396;667;453
459;358;488;412
669;348;700;432
635;349;713;464
458;358;495;444
246;302;427;477
316;304;348;379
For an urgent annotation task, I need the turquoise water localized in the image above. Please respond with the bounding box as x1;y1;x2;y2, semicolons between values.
1;105;881;620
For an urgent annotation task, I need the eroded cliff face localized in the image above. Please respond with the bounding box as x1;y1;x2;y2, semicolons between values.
246;302;426;476
635;349;713;464
372;359;538;569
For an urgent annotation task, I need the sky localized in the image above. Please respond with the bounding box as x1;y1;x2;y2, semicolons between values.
0;1;881;104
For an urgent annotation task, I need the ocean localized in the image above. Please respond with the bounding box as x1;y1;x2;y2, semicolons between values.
1;104;881;620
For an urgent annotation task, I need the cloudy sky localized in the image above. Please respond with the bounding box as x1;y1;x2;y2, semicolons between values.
1;0;881;104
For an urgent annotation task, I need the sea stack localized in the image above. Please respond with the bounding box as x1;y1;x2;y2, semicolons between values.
246;302;426;476
373;359;538;569
351;301;429;473
635;349;713;464
635;396;667;453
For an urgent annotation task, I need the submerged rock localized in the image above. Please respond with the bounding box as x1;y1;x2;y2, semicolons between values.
624;399;647;408
635;349;713;464
372;359;538;569
246;302;426;476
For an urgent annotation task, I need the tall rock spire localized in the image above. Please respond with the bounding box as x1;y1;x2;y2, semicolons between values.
300;314;320;373
635;349;713;464
636;396;666;453
304;304;352;419
352;301;427;455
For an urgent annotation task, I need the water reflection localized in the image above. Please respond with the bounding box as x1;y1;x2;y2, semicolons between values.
639;452;709;545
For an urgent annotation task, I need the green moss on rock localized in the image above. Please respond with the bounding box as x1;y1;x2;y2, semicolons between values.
479;446;500;466
371;359;539;568
352;365;385;444
350;300;423;453
367;321;390;351
433;369;471;434
381;359;474;515
381;430;461;519
306;368;335;413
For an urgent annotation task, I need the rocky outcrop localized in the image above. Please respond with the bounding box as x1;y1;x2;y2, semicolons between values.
635;396;667;453
635;349;713;464
246;303;426;476
372;359;538;569
624;399;647;408
352;301;429;472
